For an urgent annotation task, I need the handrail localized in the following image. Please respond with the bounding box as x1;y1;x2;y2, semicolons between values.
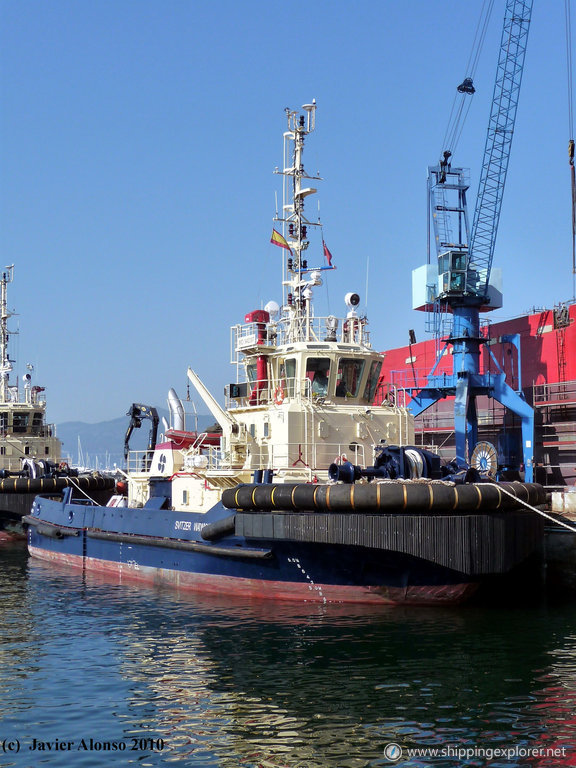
225;375;408;410
231;315;372;357
126;438;370;476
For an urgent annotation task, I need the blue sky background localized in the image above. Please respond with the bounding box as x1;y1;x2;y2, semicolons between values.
0;0;572;424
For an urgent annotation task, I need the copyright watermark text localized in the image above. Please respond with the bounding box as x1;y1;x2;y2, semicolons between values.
384;742;568;762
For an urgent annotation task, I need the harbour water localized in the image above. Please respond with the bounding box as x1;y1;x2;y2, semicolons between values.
2;543;576;767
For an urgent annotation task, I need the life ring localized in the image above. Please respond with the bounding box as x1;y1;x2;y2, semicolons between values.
274;387;285;405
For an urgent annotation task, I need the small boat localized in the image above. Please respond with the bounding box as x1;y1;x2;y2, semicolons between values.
0;266;114;538
24;103;545;604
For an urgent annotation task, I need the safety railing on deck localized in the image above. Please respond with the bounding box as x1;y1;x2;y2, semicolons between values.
224;375;298;409
373;382;409;408
125;450;157;473
225;376;412;411
231;316;371;360
533;379;576;406
126;439;370;477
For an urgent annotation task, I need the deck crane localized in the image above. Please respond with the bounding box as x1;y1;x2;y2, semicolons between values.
410;0;534;481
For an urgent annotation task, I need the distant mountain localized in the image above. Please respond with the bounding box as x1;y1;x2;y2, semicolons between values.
56;410;216;469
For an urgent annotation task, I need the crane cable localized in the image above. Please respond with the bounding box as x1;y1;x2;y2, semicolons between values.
566;0;576;291
441;0;496;158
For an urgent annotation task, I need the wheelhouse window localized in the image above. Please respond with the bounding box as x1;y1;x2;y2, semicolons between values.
306;358;330;396
246;362;265;405
281;359;296;397
13;413;29;433
363;360;383;402
336;359;365;397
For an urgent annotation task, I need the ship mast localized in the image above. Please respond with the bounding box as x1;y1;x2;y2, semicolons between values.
274;101;323;343
0;266;14;405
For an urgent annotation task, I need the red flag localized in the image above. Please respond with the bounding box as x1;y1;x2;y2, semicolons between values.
323;241;333;266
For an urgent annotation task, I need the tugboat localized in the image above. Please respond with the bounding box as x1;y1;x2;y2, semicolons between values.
0;266;61;471
24;103;545;604
0;266;115;537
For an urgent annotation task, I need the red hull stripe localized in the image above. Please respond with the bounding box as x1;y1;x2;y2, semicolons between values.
28;547;477;606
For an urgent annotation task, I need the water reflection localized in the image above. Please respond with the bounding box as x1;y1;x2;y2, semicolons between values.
0;543;41;706
0;549;576;766
527;642;576;767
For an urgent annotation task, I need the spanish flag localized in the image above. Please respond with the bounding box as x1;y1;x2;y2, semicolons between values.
270;229;292;252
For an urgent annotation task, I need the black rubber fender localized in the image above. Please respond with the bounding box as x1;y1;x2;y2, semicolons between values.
22;515;80;539
0;475;116;494
200;515;236;541
222;481;546;513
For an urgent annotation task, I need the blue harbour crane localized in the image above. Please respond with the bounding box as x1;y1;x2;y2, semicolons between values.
410;0;535;481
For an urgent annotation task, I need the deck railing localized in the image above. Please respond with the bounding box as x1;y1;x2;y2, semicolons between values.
127;438;371;478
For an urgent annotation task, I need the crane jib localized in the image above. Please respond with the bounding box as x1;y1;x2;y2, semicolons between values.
470;0;533;298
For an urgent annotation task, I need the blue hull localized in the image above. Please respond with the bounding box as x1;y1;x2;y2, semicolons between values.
25;494;479;605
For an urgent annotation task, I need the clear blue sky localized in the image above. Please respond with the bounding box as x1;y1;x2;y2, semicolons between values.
0;0;572;424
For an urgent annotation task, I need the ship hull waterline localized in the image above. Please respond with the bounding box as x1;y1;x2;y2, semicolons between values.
24;481;546;607
27;543;477;606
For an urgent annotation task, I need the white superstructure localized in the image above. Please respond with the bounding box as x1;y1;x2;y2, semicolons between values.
126;103;414;511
